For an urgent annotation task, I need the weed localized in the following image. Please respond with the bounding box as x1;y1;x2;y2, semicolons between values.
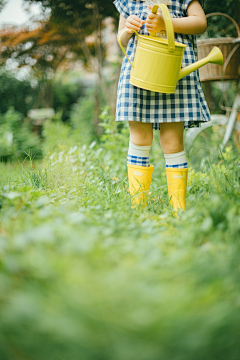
0;112;240;360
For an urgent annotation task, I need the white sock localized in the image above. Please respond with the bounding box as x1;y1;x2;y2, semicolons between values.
164;151;188;169
127;141;151;167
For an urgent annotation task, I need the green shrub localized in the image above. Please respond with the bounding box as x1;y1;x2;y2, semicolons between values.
51;74;85;122
69;88;97;143
0;71;37;116
0;70;85;121
42;93;105;156
0;108;42;161
0;108;239;360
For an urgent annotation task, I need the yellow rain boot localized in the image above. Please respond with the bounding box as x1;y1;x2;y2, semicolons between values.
165;168;188;211
127;164;154;208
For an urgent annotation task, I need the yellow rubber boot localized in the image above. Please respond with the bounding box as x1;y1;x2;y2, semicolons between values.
165;168;188;211
127;164;154;208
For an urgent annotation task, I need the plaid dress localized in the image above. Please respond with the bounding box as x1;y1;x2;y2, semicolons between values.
113;0;211;129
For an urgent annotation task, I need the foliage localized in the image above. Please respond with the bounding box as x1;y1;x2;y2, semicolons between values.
204;0;240;38
0;0;118;74
0;71;37;116
0;111;240;359
0;108;42;161
0;70;85;121
201;81;238;115
0;0;119;122
42;94;97;156
41;74;85;121
0;75;102;162
0;0;239;75
0;0;6;13
24;0;118;30
69;89;98;141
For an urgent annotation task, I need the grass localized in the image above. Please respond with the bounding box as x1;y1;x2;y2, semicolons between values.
0;117;240;360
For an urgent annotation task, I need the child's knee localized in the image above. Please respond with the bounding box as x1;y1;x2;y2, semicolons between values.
160;134;184;154
129;121;153;146
160;123;184;153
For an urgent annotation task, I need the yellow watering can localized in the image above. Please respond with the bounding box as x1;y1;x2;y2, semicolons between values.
118;3;224;93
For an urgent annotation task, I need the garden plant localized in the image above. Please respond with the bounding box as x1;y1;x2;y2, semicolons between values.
0;108;239;360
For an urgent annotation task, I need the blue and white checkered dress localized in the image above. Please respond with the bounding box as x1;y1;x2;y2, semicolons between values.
113;0;211;129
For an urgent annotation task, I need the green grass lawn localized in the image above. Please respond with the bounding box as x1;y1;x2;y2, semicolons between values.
0;119;240;360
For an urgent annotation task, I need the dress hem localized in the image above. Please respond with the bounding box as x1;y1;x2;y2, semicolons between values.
115;117;210;129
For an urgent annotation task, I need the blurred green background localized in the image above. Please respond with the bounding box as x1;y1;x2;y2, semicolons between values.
0;1;240;359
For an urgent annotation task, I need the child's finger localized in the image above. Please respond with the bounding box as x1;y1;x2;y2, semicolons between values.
126;24;141;31
131;15;144;24
146;19;153;25
127;18;142;28
148;13;157;19
148;5;161;16
126;28;134;33
126;24;140;31
129;18;141;26
131;16;145;26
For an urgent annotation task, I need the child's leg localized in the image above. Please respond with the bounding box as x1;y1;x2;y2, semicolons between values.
128;121;153;166
160;122;184;154
129;121;153;146
127;121;154;207
160;122;188;211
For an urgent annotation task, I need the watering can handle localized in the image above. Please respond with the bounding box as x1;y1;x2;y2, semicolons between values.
118;28;139;67
150;4;175;52
117;3;175;66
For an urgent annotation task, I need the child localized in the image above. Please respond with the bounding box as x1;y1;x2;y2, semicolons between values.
113;0;210;211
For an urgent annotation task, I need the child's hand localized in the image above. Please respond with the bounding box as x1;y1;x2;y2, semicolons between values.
146;5;165;33
125;15;145;33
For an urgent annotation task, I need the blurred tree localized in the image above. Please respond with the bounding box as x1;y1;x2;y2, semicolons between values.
0;108;42;161
52;76;85;122
204;0;240;38
0;71;84;121
0;0;6;12
0;0;238;77
0;1;118;111
0;71;37;116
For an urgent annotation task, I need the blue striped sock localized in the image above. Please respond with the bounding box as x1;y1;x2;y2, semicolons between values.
127;142;151;167
165;162;188;169
127;154;150;167
164;151;188;169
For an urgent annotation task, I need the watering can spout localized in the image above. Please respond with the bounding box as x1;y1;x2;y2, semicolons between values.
178;47;223;80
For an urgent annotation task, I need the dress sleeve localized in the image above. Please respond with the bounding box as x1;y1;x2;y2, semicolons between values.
113;0;130;19
183;0;204;14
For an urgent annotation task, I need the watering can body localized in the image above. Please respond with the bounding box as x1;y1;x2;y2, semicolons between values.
130;35;186;93
118;4;223;94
